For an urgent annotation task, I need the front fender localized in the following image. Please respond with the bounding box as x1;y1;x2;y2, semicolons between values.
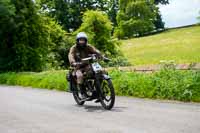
102;74;111;80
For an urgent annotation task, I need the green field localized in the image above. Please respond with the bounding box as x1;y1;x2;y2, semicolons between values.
121;25;200;66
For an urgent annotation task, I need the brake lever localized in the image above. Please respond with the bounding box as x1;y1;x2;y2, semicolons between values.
103;57;111;62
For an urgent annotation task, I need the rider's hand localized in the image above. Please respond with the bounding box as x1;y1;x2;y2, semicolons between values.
72;62;88;68
72;62;82;68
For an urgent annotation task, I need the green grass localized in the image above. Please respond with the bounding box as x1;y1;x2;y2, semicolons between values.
0;70;67;91
112;70;200;102
0;69;200;102
121;25;200;65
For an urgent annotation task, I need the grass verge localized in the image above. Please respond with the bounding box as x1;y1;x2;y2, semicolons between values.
0;69;200;102
0;70;67;91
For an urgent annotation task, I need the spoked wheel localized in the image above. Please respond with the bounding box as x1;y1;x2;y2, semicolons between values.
72;85;85;105
99;79;115;110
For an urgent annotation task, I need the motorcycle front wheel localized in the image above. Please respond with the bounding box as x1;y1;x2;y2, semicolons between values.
99;79;115;110
72;85;85;105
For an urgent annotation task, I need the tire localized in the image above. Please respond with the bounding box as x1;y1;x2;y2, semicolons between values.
99;79;115;110
72;84;85;105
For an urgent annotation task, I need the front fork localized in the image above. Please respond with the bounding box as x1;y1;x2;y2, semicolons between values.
95;73;111;98
94;74;105;99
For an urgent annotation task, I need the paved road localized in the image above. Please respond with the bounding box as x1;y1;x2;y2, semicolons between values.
0;85;200;133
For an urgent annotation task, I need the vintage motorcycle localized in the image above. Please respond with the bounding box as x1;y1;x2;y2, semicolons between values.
67;54;115;110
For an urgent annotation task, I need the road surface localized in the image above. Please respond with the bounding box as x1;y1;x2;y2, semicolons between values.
0;85;200;133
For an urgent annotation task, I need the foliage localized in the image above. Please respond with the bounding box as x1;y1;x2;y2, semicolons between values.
101;51;131;67
153;11;165;30
0;0;15;44
121;25;200;65
54;34;75;69
39;0;110;32
40;16;72;70
0;0;69;72
75;9;130;67
104;56;131;67
76;10;118;56
112;69;200;102
198;11;200;24
0;0;170;71
0;70;67;91
0;69;200;102
153;0;169;30
38;0;166;33
0;0;45;72
115;0;156;38
107;0;119;27
154;0;169;5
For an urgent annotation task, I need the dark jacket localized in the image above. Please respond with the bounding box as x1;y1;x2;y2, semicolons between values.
68;44;101;65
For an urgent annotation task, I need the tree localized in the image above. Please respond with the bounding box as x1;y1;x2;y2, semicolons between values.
0;0;15;50
153;10;165;30
76;10;117;55
154;0;169;5
40;15;70;70
0;0;16;71
39;0;109;32
0;0;68;72
115;0;156;38
198;11;200;24
108;0;119;27
153;0;169;30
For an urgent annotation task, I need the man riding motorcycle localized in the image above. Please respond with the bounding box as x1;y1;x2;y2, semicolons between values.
68;32;103;100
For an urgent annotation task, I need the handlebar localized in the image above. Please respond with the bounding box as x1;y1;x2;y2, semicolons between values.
103;57;111;62
81;54;111;62
72;54;111;68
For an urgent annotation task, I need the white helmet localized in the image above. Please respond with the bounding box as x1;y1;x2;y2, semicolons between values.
76;32;88;41
76;32;88;48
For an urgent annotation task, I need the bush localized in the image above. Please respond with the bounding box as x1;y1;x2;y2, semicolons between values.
0;69;199;102
49;33;75;70
111;70;200;102
0;71;68;91
101;55;131;67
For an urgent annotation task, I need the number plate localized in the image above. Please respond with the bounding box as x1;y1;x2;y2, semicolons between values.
92;63;102;72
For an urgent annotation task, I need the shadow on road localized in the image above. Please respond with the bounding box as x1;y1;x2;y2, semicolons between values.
76;104;127;113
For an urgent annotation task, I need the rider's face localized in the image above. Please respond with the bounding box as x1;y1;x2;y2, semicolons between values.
78;38;86;45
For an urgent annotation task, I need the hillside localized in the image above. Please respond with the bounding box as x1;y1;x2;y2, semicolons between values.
121;25;200;66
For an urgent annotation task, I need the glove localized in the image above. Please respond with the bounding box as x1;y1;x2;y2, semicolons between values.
72;62;82;68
